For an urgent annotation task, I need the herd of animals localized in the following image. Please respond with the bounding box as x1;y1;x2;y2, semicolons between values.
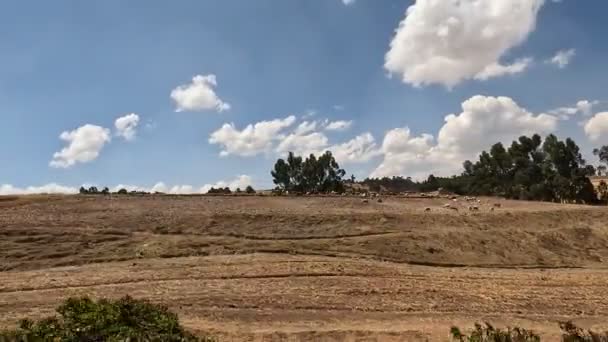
359;193;503;212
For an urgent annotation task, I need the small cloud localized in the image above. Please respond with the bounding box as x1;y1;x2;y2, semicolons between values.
50;124;111;168
342;0;355;5
474;58;533;80
170;74;230;113
325;120;353;131
547;49;576;69
114;113;140;141
549;99;599;119
333;105;345;111
303;110;317;119
144;120;157;130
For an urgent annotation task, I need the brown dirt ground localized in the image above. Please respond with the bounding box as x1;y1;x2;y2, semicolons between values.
2;194;608;341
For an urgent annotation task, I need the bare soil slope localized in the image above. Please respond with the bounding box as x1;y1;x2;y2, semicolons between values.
2;195;608;340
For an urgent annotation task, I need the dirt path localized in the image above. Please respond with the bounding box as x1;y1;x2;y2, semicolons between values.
2;254;608;341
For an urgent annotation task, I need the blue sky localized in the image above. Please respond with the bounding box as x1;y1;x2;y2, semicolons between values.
1;0;608;193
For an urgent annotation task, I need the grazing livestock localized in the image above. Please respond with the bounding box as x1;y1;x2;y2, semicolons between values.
444;203;458;211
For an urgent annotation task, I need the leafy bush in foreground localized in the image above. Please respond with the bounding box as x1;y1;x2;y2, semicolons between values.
0;296;213;342
451;323;540;342
452;322;608;342
560;321;608;342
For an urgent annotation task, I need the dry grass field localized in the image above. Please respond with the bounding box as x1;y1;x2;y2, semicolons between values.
2;194;608;341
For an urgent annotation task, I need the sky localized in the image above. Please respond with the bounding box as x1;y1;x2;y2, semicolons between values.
2;0;608;194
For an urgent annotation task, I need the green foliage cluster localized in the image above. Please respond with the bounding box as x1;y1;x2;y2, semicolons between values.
451;322;608;342
363;134;600;204
451;323;540;342
0;296;212;342
271;151;346;193
206;187;232;194
79;186;110;195
80;187;149;196
449;134;597;203
593;146;608;176
560;321;608;342
360;176;420;193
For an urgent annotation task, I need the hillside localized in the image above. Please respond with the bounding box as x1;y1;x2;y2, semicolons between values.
2;195;608;340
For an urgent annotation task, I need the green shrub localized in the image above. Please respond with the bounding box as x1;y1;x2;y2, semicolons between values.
451;322;608;342
0;296;213;342
451;323;540;342
560;321;608;342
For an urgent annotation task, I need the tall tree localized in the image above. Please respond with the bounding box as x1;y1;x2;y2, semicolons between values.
594;146;608;164
458;134;597;203
594;146;608;176
271;158;291;190
271;151;345;193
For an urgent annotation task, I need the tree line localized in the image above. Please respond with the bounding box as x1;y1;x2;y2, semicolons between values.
439;134;597;203
79;185;255;195
271;134;608;204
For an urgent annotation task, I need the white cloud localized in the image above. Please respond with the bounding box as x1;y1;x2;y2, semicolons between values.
329;133;380;164
342;0;355;5
114;113;140;141
168;185;196;194
384;0;544;87
474;58;533;80
273;120;340;157
209;116;296;157
206;97;560;180
381;128;435;156
110;184;149;193
0;183;78;195
150;182;168;193
325;120;353;131
437;95;557;156
549;100;599;119
584;112;608;142
372;128;439;179
209;116;376;164
50;124;111;168
577;100;597;116
110;176;254;194
294;121;319;135
170;74;230;113
548;49;576;69
303;110;317;119
200;175;253;193
276;131;329;157
0;177;255;196
371;95;559;179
